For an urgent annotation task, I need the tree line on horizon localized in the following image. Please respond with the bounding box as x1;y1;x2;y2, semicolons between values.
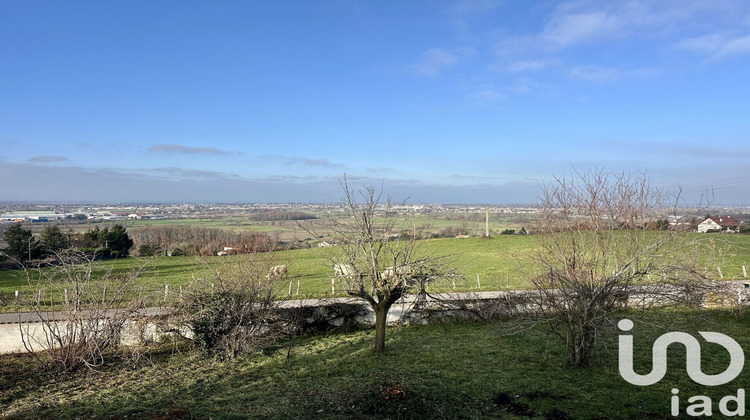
0;223;134;263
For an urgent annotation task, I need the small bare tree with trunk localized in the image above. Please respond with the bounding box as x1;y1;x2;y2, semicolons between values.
530;168;707;367
330;178;454;354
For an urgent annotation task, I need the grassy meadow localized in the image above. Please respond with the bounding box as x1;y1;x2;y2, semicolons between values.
1;233;750;312
2;308;749;419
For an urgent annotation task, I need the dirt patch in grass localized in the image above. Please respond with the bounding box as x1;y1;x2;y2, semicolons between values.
492;390;572;418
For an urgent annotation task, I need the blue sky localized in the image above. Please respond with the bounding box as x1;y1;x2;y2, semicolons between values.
1;1;749;204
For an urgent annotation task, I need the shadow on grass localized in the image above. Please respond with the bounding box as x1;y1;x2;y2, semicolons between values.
3;310;750;419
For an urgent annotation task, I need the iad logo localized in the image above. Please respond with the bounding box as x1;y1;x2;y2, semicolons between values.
618;319;746;417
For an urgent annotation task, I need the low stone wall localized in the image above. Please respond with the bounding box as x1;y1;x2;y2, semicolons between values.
1;293;536;354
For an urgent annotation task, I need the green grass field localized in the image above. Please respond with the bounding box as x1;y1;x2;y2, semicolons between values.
2;233;750;312
2;308;749;418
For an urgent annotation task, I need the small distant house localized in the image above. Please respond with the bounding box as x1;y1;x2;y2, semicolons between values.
697;216;740;233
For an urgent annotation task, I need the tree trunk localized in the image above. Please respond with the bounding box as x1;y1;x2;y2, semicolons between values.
373;302;390;354
568;326;594;367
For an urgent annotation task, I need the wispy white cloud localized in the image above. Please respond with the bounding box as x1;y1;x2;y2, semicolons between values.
290;158;343;167
493;0;750;76
153;167;228;179
148;143;236;155
471;89;506;102
569;65;620;82
674;34;725;52
411;48;460;76
675;32;750;59
443;0;503;35
608;139;750;159
506;59;557;73
569;65;662;83
451;173;508;181
27;155;70;163
542;9;623;48
494;4;627;56
366;166;397;174
258;154;344;168
716;34;750;57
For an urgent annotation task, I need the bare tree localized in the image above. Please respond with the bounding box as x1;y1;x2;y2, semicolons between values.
330;178;454;353
530;168;706;366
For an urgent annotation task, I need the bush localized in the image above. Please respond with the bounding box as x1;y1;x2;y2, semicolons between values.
170;247;187;256
179;254;295;359
18;252;147;371
138;243;161;257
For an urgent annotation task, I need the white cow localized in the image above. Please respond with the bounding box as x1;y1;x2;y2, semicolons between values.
381;265;412;280
333;263;357;279
268;265;288;279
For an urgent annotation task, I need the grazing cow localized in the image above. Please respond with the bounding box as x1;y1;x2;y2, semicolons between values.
268;265;288;279
333;263;356;279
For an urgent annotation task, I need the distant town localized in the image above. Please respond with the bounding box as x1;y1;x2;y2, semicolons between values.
1;202;748;223
0;202;546;223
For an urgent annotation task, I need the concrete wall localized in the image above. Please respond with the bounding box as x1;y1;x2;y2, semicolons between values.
0;293;525;355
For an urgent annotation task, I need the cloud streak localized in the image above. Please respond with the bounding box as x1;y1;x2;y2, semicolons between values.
412;48;460;76
543;8;623;48
153;167;229;179
27;155;70;163
675;33;750;60
0;162;543;204
259;154;344;168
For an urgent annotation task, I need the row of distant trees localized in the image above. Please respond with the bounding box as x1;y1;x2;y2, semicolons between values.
1;223;134;262
130;225;278;257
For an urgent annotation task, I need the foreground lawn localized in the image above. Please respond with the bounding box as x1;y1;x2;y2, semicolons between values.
2;308;749;419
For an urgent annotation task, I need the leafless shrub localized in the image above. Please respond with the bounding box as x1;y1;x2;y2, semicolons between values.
178;253;295;359
528;168;711;366
18;252;147;371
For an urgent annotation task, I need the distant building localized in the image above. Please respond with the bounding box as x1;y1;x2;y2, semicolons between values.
0;212;65;222
697;216;740;233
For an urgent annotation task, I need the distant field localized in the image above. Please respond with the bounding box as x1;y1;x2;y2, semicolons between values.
123;217;294;233
2;233;750;312
3;211;535;245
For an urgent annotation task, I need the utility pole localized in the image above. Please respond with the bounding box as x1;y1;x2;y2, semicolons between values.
485;206;490;238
